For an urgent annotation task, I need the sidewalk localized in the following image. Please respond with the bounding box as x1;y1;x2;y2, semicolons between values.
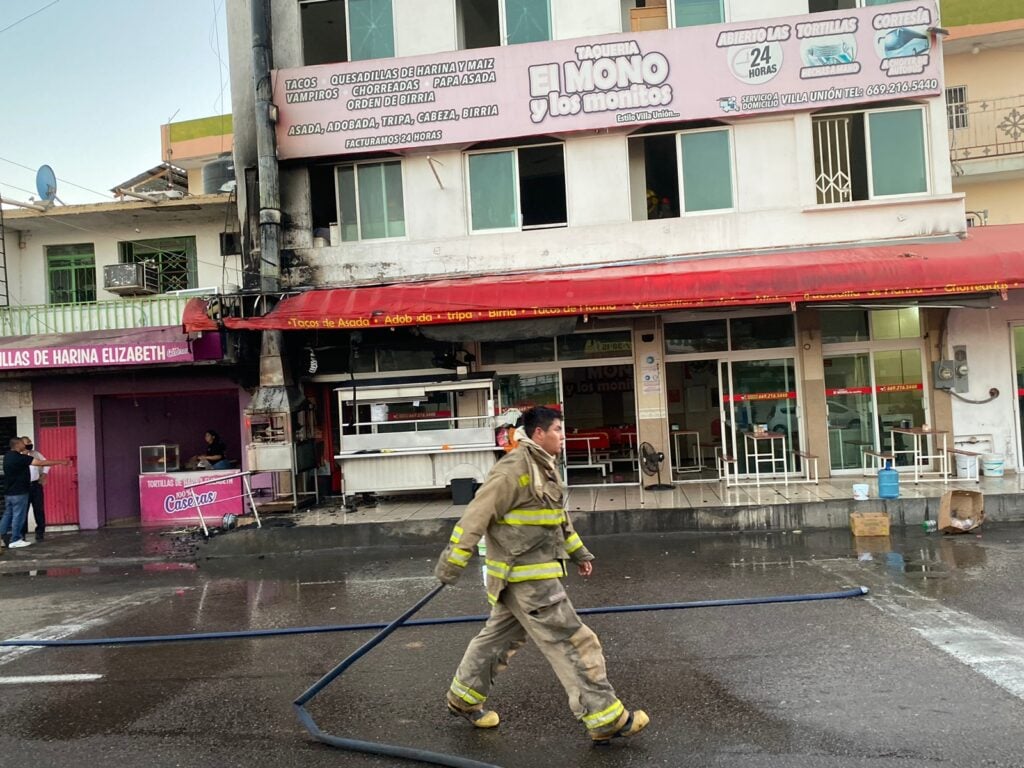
0;526;202;574
198;473;1024;559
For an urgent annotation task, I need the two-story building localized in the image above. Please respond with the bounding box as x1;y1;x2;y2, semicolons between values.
0;115;247;530
214;0;1024;498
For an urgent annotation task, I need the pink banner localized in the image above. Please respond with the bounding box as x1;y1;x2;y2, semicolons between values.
0;340;192;371
274;0;940;159
139;472;243;526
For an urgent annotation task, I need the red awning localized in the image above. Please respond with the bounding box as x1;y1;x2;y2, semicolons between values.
183;224;1024;333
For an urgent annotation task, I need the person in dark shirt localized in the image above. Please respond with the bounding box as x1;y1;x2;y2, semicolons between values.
1;437;70;549
198;430;231;470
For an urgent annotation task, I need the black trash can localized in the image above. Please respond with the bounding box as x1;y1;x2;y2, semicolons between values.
450;478;479;505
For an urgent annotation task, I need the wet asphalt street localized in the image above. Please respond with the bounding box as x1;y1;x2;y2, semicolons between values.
2;526;1024;767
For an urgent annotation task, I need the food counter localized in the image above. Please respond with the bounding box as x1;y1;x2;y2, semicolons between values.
335;377;498;502
139;471;244;526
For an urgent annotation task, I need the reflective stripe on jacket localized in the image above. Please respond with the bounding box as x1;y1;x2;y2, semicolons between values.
435;443;593;602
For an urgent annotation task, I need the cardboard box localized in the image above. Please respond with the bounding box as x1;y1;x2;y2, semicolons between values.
850;511;891;537
938;490;984;534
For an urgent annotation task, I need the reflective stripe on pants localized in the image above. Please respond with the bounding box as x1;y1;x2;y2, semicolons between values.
447;580;621;733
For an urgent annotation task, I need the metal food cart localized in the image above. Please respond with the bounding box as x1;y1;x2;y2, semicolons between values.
334;377;499;505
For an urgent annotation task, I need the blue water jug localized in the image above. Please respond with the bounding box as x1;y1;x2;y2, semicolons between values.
877;460;900;499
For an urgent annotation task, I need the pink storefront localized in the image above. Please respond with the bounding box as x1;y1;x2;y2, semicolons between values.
0;326;248;530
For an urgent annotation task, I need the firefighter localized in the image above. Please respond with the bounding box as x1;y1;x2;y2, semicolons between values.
435;406;649;742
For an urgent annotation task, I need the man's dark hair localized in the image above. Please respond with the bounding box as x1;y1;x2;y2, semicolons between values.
9;437;22;450
523;406;561;438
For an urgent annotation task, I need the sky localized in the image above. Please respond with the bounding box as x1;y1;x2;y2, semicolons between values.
0;0;231;206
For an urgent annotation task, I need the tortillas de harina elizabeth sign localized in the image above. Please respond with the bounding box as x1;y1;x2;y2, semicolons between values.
273;0;940;159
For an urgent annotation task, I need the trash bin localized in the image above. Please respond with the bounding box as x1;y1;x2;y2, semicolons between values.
451;478;479;505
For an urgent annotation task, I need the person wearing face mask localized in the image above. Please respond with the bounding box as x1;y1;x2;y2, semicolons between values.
20;436;48;542
1;437;70;549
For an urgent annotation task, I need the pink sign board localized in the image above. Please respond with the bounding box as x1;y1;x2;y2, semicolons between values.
0;340;192;371
139;472;243;526
274;1;940;159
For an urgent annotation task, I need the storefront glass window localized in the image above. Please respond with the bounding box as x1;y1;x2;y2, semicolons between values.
557;331;632;360
481;337;555;365
376;348;438;371
664;319;727;354
871;308;920;340
729;315;795;350
821;310;870;344
495;373;560;413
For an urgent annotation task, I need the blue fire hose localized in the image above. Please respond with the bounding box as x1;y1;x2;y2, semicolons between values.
1;585;869;768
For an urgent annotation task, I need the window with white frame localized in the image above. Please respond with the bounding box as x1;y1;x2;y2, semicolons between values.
336;160;406;241
946;85;968;130
671;0;724;28
628;127;734;220
812;106;928;204
300;0;394;65
503;0;551;44
458;0;550;48
467;144;566;232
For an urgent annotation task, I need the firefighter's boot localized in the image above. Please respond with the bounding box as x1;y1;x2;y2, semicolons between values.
447;699;500;729
590;709;650;743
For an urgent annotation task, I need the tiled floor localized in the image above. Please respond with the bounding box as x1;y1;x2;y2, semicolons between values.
291;472;1023;527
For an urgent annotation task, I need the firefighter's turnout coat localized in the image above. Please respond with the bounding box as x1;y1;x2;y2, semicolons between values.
435;437;593;603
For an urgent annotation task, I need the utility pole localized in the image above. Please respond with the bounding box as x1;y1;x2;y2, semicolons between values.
250;0;280;294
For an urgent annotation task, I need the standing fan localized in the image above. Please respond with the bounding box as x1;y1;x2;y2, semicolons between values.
639;442;673;490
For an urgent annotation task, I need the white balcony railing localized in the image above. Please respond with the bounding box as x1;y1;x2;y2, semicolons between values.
0;295;191;337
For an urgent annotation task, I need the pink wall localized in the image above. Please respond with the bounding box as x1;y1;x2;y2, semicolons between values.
32;371;250;530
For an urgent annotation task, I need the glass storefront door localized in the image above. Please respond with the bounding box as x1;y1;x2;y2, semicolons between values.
724;357;799;475
665;359;722;481
822;348;927;472
824;354;875;470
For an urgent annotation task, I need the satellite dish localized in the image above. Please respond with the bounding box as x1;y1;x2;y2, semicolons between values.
36;165;57;203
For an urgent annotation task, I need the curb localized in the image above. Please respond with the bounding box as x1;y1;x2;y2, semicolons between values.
197;492;1024;559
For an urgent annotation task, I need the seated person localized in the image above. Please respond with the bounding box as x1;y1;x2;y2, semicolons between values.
192;430;232;470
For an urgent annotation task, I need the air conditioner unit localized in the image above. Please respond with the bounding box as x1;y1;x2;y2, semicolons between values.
103;263;159;296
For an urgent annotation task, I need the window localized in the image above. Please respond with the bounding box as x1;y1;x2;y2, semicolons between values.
672;0;724;27
348;0;394;60
809;0;902;11
821;308;920;342
629;127;734;220
467;144;566;232
459;0;501;49
503;0;550;44
46;244;96;304
119;237;197;293
946;85;968;130
458;0;550;47
812;106;927;204
300;0;393;65
336;161;406;241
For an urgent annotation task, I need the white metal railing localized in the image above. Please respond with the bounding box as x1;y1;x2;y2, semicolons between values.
949;94;1024;164
0;294;191;336
813;115;853;204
